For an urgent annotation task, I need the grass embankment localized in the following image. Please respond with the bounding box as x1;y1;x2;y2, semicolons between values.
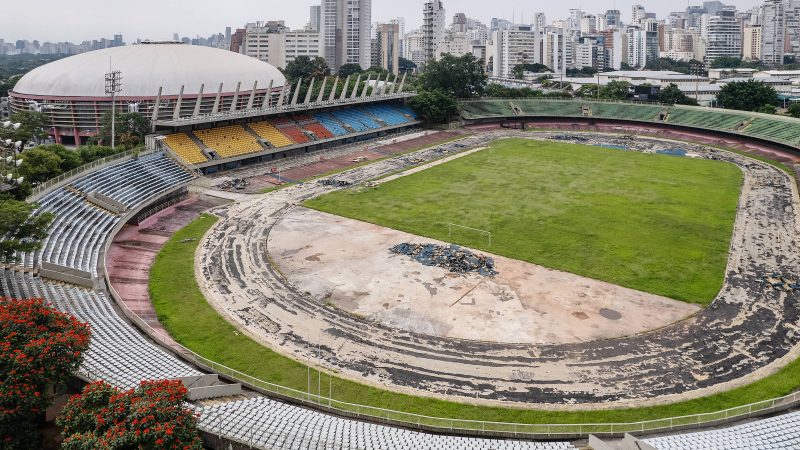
306;138;743;304
151;190;800;427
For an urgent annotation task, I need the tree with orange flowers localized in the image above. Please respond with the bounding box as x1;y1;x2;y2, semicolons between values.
58;379;203;450
0;297;90;449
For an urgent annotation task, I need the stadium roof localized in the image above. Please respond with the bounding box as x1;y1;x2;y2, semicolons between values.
13;42;286;98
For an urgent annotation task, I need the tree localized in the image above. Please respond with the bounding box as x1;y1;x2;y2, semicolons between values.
282;56;331;82
0;298;90;449
18;147;63;184
398;57;417;73
658;83;699;105
77;145;123;164
338;63;363;78
407;90;457;123
758;104;778;114
95;112;150;150
599;80;632;100
512;63;552;79
36;144;82;172
0;198;53;262
716;80;779;112
711;56;743;69
0;74;22;97
787;103;800;118
417;53;487;98
9;110;49;146
58;380;203;450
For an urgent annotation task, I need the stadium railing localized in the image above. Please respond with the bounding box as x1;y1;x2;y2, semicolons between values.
95;174;800;440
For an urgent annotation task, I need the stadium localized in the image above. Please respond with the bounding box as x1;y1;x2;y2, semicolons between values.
3;44;800;450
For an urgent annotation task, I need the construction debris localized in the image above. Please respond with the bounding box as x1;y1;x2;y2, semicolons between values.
318;179;352;187
390;243;498;277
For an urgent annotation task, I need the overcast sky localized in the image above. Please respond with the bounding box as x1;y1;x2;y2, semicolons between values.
5;0;762;43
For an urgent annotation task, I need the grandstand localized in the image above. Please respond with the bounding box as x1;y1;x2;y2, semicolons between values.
459;99;800;148
158;102;419;171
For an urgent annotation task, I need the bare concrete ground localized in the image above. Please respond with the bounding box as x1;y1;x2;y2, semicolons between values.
269;207;699;344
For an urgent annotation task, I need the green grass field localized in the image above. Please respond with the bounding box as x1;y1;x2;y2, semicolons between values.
149;213;800;426
305;138;743;304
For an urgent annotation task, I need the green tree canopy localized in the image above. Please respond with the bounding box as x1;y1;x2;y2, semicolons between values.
0;74;21;97
8;110;49;146
408;89;457;123
338;63;363;77
0;198;53;262
485;83;543;98
716;80;779;112
95;111;150;149
417;53;487;98
283;56;331;82
398;57;417;72
36;144;82;172
599;80;632;100
18;148;63;185
512;63;552;79
788;102;800;118
658;83;699;105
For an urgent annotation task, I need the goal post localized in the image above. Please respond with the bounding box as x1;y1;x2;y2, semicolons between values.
447;223;492;249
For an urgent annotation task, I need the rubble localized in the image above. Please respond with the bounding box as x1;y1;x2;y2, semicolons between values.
317;179;351;187
390;243;498;277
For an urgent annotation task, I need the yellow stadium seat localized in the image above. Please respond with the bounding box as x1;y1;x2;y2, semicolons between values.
193;125;264;159
163;133;208;165
249;121;294;148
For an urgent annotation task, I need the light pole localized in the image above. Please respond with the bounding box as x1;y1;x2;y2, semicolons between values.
690;62;706;105
105;68;123;149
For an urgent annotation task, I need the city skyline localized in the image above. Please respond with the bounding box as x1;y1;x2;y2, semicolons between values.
3;0;763;43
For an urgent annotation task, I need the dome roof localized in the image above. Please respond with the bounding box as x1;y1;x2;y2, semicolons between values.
13;43;286;98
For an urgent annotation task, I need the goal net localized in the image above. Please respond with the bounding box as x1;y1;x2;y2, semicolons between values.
447;223;492;249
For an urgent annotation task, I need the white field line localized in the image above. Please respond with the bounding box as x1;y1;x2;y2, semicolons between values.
376;146;488;185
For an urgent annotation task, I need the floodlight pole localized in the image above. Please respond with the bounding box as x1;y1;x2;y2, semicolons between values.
105;66;123;149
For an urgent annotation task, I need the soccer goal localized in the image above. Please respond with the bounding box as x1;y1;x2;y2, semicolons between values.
448;223;492;249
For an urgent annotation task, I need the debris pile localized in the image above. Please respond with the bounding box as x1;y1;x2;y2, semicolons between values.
318;179;351;187
390;243;498;277
551;135;589;143
760;273;800;292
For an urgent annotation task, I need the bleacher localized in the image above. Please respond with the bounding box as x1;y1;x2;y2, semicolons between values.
644;411;800;449
18;153;194;276
0;270;201;388
162;103;419;166
314;113;349;136
248;121;295;148
667;108;748;131
459;99;800;149
590;102;665;122
198;397;578;450
195;125;263;159
744;117;800;144
332;107;382;131
163;133;208;165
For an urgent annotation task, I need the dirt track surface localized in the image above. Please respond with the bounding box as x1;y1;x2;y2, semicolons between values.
197;131;800;408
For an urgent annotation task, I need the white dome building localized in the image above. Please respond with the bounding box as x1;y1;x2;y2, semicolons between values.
10;42;287;145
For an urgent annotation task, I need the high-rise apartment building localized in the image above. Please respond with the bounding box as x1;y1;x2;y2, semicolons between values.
743;24;763;60
423;0;446;64
705;9;743;63
376;23;401;74
761;0;785;64
320;0;372;71
309;5;321;32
